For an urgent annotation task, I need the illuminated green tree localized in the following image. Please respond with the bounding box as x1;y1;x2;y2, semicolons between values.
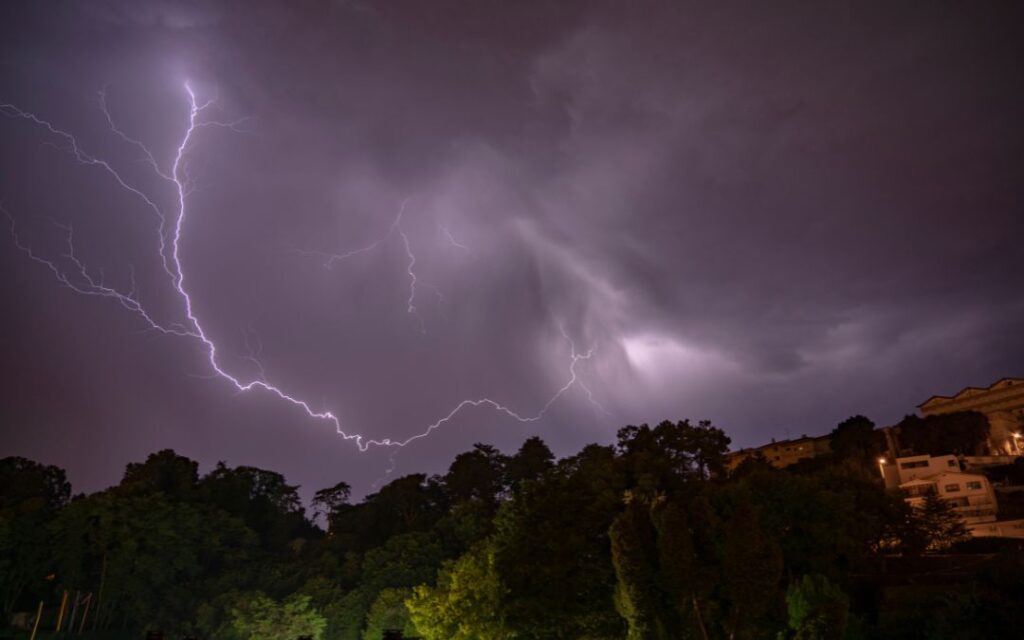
222;591;327;640
785;574;849;640
406;542;506;640
610;496;671;639
362;588;418;640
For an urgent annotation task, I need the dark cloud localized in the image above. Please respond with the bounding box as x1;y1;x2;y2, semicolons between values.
2;0;1022;499
82;0;227;29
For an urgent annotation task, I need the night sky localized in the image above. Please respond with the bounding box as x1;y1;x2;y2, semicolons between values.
2;1;1022;501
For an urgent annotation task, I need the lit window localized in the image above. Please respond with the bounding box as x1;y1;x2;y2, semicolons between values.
966;481;982;490
944;484;960;492
900;460;928;469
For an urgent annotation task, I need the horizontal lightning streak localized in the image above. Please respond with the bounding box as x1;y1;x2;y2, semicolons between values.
3;81;605;456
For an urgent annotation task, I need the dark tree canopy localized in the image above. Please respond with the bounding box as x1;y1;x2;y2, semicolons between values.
829;415;880;462
0;456;71;511
617;419;731;494
897;411;991;456
1;422;1020;640
443;443;508;511
313;480;353;525
120;449;199;499
505;436;555;490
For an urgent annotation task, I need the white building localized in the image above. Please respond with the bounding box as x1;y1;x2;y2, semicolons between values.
899;470;997;524
879;454;1024;538
878;453;960;489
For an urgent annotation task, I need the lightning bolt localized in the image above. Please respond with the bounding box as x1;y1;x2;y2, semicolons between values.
98;87;174;181
440;224;471;253
299;199;409;268
1;100;176;280
3;81;605;455
240;327;269;384
3;211;195;338
300;197;442;332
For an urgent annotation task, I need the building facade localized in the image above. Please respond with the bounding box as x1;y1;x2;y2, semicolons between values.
918;377;1024;455
724;434;832;472
900;470;997;525
879;453;1023;538
879;453;961;488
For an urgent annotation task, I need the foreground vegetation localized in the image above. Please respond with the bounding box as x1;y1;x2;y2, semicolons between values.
2;416;1023;639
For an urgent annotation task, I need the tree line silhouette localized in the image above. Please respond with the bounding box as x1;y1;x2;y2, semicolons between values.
2;416;1022;639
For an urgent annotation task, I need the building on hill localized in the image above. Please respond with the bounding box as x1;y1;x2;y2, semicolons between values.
878;453;1024;539
724;434;832;472
918;377;1024;455
878;453;960;489
900;471;997;525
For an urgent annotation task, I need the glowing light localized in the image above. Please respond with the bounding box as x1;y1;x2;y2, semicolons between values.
2;81;605;454
621;333;725;376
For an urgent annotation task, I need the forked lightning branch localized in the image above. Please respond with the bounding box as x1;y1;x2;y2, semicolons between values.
1;81;604;455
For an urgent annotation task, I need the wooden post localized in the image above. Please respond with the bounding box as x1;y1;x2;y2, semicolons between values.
28;601;43;640
66;590;80;634
79;592;92;635
55;589;69;632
